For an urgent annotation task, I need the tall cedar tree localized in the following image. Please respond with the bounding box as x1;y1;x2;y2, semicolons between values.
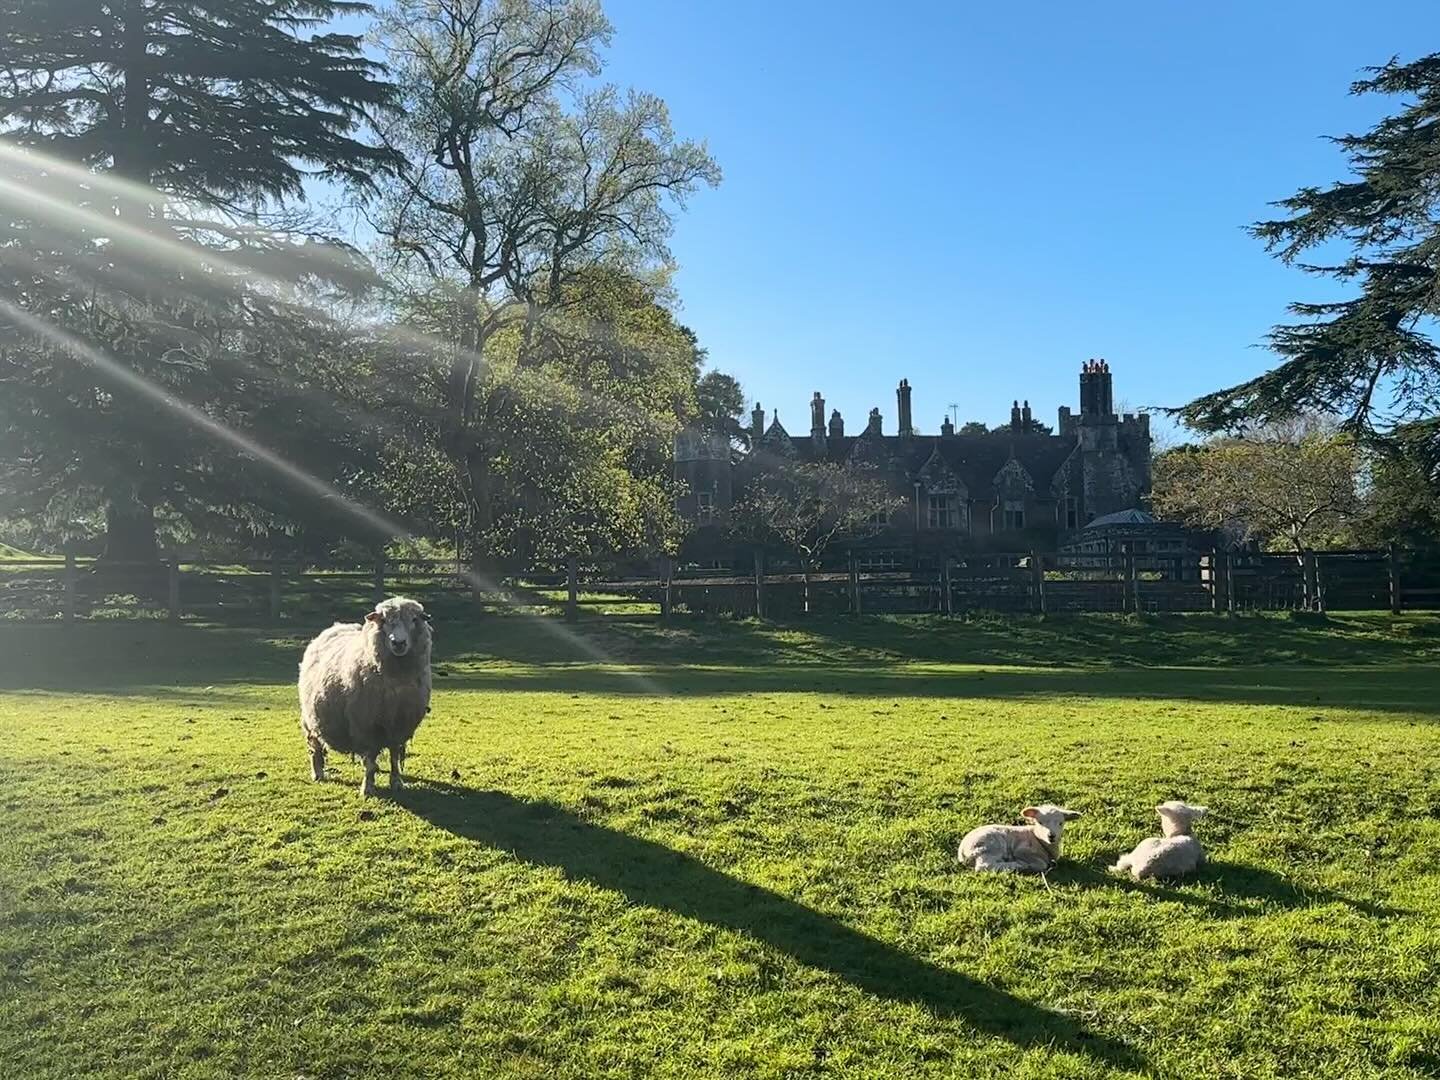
1180;55;1440;466
0;0;399;559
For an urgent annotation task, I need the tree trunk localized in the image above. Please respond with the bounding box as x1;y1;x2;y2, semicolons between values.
802;560;812;615
102;500;159;563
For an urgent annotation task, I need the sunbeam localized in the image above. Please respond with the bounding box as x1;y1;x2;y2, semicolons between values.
0;295;666;692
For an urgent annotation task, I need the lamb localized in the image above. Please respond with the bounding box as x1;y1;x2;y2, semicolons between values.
298;596;433;797
958;804;1083;873
1112;801;1208;880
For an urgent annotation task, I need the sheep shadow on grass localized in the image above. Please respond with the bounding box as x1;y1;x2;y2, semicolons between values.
402;779;1145;1072
1048;862;1395;919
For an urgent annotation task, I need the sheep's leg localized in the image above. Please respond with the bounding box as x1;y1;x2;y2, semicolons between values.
305;733;326;781
360;754;378;798
970;855;1031;873
389;743;406;791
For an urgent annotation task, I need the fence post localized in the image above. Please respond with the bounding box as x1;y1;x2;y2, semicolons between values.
63;552;77;625
269;551;283;623
753;549;765;620
1225;552;1237;615
1388;544;1402;615
372;556;385;605
565;553;579;623
1030;550;1046;615
1208;550;1221;613
943;558;954;616
167;557;181;625
849;550;862;616
661;557;674;621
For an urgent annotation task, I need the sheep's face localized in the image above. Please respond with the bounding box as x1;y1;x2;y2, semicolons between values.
366;597;430;659
1021;804;1082;848
1156;801;1207;837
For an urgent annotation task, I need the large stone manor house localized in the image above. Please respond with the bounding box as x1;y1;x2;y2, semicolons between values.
675;360;1152;566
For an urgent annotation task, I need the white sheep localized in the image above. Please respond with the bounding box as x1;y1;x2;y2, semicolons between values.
958;804;1083;873
298;596;433;797
1112;801;1208;880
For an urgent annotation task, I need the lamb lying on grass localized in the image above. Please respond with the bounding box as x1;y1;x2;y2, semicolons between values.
298;596;433;797
958;804;1082;873
1113;801;1208;880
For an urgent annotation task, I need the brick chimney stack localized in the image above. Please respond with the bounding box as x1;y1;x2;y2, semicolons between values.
751;402;765;444
828;409;844;439
810;392;826;443
897;378;914;437
866;407;882;436
1010;399;1023;432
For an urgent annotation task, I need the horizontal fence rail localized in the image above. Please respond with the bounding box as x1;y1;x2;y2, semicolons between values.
1;546;1437;624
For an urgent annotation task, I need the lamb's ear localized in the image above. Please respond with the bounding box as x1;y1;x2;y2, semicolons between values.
1020;807;1039;820
1061;808;1083;820
1190;806;1208;817
364;611;383;624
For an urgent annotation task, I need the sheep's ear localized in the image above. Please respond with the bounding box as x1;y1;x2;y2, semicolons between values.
420;611;432;623
365;611;383;624
1061;809;1082;820
1020;807;1039;820
1190;806;1208;817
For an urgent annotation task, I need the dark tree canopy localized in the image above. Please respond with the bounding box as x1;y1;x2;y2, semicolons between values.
1180;55;1440;442
695;370;746;443
0;0;400;559
0;0;399;196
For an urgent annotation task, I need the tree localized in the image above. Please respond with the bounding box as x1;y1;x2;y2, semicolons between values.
695;370;747;446
0;0;399;559
1180;54;1440;448
1152;419;1360;607
731;462;901;614
958;421;990;436
371;0;719;570
1353;420;1440;550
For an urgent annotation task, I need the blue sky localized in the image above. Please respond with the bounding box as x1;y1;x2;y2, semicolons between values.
580;0;1440;438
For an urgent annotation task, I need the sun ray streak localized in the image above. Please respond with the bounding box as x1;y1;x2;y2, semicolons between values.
0;297;666;693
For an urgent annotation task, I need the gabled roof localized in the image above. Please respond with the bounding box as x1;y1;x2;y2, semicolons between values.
768;430;1087;499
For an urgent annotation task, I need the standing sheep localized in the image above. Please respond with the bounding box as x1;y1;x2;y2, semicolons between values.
1112;801;1208;880
298;596;433;797
958;804;1083;873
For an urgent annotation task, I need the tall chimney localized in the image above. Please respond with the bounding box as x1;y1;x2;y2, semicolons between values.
897;378;914;437
940;415;955;437
810;392;826;439
1021;400;1032;427
828;409;844;439
866;407;882;436
1010;399;1023;432
751;401;765;443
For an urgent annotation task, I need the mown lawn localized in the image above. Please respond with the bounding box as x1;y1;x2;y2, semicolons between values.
3;612;1440;1079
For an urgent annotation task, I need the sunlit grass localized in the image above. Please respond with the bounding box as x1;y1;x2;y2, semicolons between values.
3;613;1440;1078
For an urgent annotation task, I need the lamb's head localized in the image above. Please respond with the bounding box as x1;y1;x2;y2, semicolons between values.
1021;804;1082;852
1155;800;1207;838
365;596;431;660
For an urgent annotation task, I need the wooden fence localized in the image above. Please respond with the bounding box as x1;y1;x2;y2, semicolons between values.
4;545;1436;624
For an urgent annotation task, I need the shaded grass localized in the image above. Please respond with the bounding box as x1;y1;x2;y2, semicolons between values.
2;612;1440;1078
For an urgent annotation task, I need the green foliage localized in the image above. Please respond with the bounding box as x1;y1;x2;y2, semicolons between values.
1181;54;1440;436
1153;419;1360;552
1353;420;1440;550
0;0;400;557
2;613;1440;1078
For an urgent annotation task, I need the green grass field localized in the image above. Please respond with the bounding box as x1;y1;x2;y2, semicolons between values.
3;612;1440;1078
